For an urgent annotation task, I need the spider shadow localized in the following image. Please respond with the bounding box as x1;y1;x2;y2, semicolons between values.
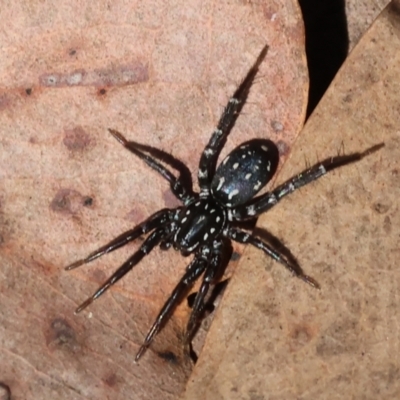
127;140;195;198
298;0;348;117
252;226;310;280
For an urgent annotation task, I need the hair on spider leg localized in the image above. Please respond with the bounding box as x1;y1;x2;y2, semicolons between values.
308;141;347;169
319;142;384;173
303;141;357;176
230;70;269;113
64;44;383;362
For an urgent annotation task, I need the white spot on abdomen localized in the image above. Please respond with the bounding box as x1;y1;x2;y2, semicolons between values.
222;156;230;165
228;189;239;200
217;177;225;191
253;181;262;191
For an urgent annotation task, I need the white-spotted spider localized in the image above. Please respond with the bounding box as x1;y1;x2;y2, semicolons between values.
66;45;383;361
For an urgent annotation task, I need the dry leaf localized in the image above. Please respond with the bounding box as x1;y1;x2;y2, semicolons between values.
0;1;307;399
184;1;400;399
346;0;391;48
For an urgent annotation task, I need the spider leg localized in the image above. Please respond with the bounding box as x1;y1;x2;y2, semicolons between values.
65;209;173;270
185;245;224;343
135;255;208;362
198;45;269;193
231;143;384;221
227;227;320;288
127;140;194;199
109;129;194;204
74;228;166;314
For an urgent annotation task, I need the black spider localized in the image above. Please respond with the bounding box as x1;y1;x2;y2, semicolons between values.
66;45;383;361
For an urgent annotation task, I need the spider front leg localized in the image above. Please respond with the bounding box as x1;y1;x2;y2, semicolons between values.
72;227;167;314
135;255;208;362
231;142;384;221
109;129;194;204
198;45;268;192
227;227;320;288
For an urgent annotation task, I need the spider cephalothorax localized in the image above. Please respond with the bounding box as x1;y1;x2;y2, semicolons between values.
65;45;383;361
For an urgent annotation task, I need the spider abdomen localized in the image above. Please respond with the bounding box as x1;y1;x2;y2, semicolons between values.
211;139;279;207
173;199;226;253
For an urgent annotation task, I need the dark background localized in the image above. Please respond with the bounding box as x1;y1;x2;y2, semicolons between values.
298;0;348;117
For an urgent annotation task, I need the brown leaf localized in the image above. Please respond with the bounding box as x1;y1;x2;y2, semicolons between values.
0;1;307;399
346;0;391;48
184;1;400;398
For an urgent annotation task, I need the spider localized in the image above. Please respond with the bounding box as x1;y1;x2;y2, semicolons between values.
66;45;383;362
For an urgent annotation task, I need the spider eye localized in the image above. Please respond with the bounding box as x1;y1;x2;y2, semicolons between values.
210;139;279;207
